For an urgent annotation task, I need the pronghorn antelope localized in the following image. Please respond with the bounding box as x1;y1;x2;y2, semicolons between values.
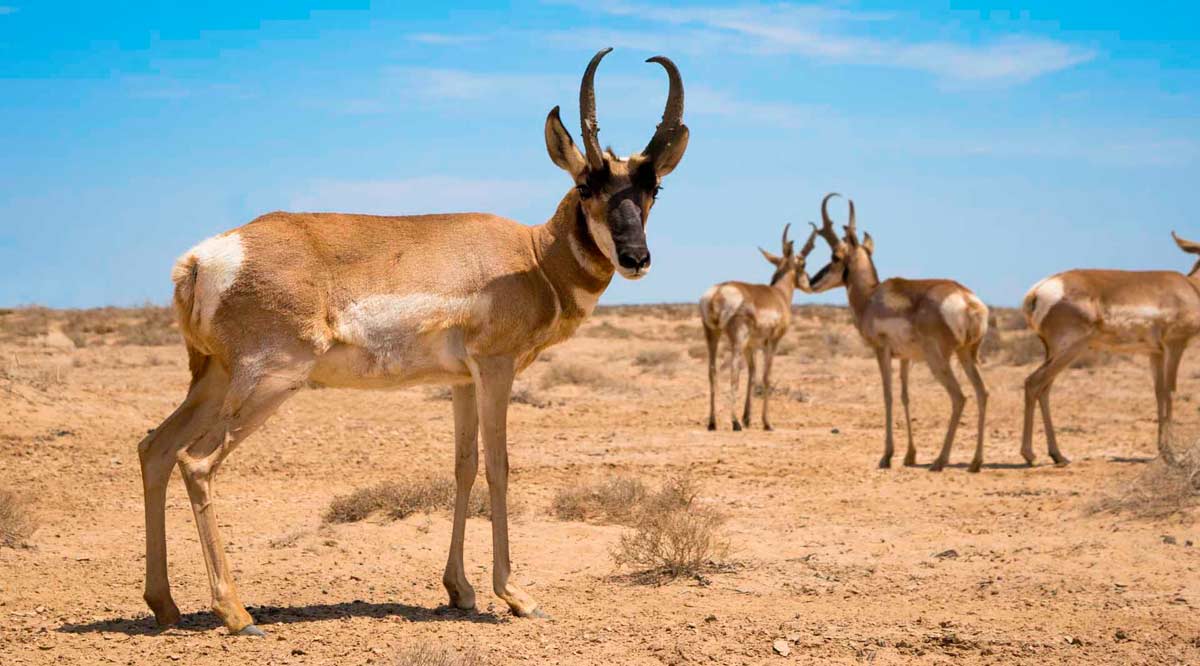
1021;232;1200;467
700;223;818;431
137;48;689;635
807;194;991;472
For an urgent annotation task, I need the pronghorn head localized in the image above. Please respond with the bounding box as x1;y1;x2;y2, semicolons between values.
760;222;820;290
544;48;689;280
808;193;875;293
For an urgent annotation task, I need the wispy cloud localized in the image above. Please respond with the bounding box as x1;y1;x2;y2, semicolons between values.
558;1;1095;85
405;32;489;46
288;176;559;216
0;6;18;16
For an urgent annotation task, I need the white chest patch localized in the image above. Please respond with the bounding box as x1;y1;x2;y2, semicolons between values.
177;232;245;334
1028;277;1065;329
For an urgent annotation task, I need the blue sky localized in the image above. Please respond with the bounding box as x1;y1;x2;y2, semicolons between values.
1;1;1197;308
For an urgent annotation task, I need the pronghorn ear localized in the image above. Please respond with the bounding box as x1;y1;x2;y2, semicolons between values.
1172;231;1200;255
545;106;587;179
862;232;875;255
649;124;689;177
758;246;783;266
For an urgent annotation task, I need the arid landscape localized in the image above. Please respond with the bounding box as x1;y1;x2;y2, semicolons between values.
2;303;1198;665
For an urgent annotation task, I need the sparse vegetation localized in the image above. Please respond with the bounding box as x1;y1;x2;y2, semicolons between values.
324;478;497;524
0;304;178;347
540;361;613;389
0;489;36;548
394;642;484;666
1091;442;1200;519
633;348;680;370
612;474;730;581
552;476;648;523
581;320;634;339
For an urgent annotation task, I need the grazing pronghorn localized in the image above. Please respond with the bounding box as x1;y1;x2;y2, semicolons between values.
1021;232;1200;467
137;48;689;635
700;223;819;431
807;194;990;472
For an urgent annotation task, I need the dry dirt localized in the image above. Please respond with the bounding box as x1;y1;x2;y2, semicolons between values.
1;305;1198;665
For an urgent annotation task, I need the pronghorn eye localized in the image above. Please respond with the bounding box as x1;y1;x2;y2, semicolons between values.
577;184;593;199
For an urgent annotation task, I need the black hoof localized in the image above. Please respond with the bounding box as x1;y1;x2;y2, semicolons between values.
706;422;716;431
236;625;265;637
732;421;742;431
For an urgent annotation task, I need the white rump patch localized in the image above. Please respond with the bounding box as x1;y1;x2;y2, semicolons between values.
176;232;245;334
940;292;969;342
1028;277;1065;329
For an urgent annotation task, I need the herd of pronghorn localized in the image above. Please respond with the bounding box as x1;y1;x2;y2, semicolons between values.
140;50;1197;635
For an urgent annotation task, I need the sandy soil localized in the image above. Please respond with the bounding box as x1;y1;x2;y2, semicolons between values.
1;306;1198;665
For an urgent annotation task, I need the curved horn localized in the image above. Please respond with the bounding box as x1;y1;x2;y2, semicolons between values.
579;47;613;170
642;55;685;159
781;222;792;249
797;222;820;259
817;193;843;248
846;199;858;240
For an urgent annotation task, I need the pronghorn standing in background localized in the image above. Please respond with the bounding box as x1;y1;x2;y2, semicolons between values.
1021;232;1200;467
137;48;689;635
700;223;819;431
807;194;991;472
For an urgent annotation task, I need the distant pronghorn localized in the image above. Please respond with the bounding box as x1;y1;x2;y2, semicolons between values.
807;194;990;472
700;223;819;431
137;48;689;635
1021;232;1200;466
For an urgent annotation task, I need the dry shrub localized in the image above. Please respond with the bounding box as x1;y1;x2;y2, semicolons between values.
509;386;549;408
324;478;506;524
552;476;648;523
774;336;799;356
395;642;484;666
582;320;634;339
687;343;710;360
995;332;1045;366
540;361;612;389
612;474;729;580
0;490;36;548
633;348;680;369
1091;443;1200;519
821;329;848;357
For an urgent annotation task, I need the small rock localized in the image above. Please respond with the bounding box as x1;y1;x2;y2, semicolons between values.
934;549;959;560
704;614;718;623
1162;535;1178;545
1064;635;1083;646
773;639;791;656
830;428;841;435
1114;629;1129;642
786;632;801;642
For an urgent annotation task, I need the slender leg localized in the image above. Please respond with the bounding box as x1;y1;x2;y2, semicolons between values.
443;384;479;610
1149;350;1179;465
704;325;720;431
177;360;310;635
1022;337;1088;466
900;359;916;466
742;347;757;427
875;345;895;469
728;327;749;431
1160;342;1186;465
467;355;542;618
139;358;228;627
923;343;964;473
761;340;777;431
957;346;989;474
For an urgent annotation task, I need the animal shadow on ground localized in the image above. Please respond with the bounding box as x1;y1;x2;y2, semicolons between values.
917;461;1033;471
58;601;501;636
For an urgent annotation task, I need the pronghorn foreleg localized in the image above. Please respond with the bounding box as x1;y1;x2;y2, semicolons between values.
1160;341;1187;465
443;383;480;610
761;338;777;431
704;324;720;431
468;355;543;618
728;325;750;431
875;344;895;469
742;345;757;427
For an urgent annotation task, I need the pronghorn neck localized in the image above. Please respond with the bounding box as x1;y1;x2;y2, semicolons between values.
845;251;880;322
532;189;615;323
769;266;797;303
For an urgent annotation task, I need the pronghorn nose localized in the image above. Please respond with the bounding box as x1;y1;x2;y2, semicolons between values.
618;250;650;271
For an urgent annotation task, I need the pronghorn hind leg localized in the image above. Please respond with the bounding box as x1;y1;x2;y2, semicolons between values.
957;345;989;474
728;325;749;431
139;355;229;627
742;346;756;427
923;342;964;473
899;359;915;466
178;356;312;635
1150;349;1181;466
1022;337;1088;466
1160;341;1186;465
704;324;720;431
875;345;895;469
761;339;777;431
443;384;479;610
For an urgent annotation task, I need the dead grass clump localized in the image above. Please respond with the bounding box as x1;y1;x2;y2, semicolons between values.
995;333;1045;366
612;474;729;580
540;361;612;389
582;321;634;339
687;344;710;360
395;642;484;666
633;348;680;369
324;478;504;524
1090;444;1200;519
552;476;648;523
509;386;549;408
0;490;36;548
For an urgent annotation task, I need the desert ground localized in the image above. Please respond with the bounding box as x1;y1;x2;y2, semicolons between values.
1;304;1198;665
